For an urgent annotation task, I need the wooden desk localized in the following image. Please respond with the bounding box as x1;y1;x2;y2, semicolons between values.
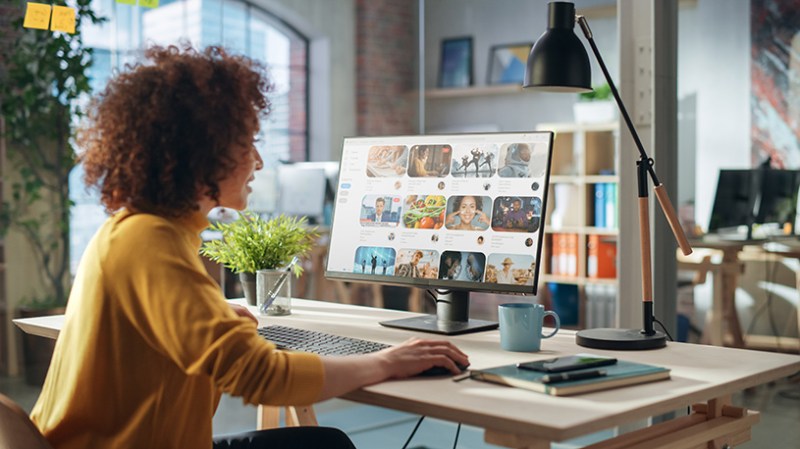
15;299;800;449
680;239;748;347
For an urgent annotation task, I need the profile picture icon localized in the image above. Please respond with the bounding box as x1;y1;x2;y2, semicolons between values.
483;183;491;191
388;232;396;241
531;182;540;191
437;181;445;190
525;237;534;247
431;234;439;243
394;181;402;190
477;235;484;245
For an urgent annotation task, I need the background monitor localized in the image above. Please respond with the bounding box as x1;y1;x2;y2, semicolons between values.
276;162;340;224
326;132;553;334
754;169;800;235
708;170;759;235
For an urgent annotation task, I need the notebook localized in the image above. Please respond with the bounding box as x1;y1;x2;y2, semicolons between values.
469;359;670;396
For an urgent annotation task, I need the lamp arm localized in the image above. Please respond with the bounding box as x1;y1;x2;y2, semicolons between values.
576;15;692;256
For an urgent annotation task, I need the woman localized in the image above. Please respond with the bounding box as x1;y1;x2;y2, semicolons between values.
30;45;468;449
446;195;490;230
409;146;438;177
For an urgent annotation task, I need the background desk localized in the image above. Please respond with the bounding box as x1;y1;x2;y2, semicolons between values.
681;238;800;352
15;299;800;449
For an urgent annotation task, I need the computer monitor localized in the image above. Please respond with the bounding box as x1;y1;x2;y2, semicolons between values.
754;169;800;235
326;132;554;334
276;162;340;224
708;168;800;240
708;170;759;237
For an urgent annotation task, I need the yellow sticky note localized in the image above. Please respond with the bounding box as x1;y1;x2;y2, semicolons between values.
50;5;76;34
23;2;51;30
139;0;159;8
116;0;137;4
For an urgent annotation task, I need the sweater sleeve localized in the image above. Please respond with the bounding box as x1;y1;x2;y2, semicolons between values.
106;216;324;406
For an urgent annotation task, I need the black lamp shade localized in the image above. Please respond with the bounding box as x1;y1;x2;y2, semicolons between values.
524;2;592;93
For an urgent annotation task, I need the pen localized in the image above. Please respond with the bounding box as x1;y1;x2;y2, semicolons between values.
540;369;607;384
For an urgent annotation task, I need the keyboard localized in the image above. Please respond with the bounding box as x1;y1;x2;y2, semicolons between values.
257;325;391;356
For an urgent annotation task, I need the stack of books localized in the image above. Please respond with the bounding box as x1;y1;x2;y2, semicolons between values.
469;358;670;396
594;182;617;228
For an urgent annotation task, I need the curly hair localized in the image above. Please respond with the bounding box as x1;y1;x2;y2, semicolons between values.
452;195;484;212
79;44;272;217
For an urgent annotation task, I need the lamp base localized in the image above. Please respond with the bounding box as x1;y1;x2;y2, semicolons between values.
576;328;667;350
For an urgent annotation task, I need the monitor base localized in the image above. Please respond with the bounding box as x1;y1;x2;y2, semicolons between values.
576;328;667;350
380;315;498;335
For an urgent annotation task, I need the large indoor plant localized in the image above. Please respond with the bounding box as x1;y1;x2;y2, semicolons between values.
200;212;318;306
0;1;103;383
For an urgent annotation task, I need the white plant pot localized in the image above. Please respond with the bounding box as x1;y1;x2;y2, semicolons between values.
573;101;617;123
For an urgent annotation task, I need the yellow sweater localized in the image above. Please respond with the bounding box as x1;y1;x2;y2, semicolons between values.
31;210;324;448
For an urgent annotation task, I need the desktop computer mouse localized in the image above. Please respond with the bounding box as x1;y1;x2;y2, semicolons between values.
417;362;469;377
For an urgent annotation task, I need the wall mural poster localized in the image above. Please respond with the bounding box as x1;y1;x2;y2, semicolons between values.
751;0;800;168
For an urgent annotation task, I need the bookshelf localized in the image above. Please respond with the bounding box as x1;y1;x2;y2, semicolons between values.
536;121;619;329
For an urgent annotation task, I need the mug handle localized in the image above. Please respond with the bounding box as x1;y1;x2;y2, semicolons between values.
541;311;560;339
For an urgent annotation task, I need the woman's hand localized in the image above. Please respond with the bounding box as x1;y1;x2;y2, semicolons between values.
317;338;470;401
445;210;460;226
476;211;491;226
229;303;258;325
374;338;470;379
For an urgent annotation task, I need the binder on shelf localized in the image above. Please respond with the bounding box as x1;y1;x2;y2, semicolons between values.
547;283;579;326
566;233;578;277
585;283;617;328
550;234;560;276
594;183;606;227
604;182;617;228
558;233;569;276
587;234;616;279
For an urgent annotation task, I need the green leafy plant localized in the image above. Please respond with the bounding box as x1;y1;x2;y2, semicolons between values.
201;212;319;276
0;1;104;309
578;83;612;102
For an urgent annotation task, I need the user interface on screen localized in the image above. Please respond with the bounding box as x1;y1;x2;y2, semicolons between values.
325;132;553;294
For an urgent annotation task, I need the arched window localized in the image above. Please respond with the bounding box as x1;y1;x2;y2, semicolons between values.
70;0;309;273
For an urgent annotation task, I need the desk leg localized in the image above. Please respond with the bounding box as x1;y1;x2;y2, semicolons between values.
257;405;319;429
720;259;745;348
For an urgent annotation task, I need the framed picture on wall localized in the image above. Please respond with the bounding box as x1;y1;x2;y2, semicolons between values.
487;42;533;85
438;36;473;88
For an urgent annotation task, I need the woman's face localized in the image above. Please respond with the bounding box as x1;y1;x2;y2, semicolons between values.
458;196;478;225
217;140;263;210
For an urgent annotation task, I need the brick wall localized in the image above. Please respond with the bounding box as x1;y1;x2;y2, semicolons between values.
288;39;307;161
355;0;416;136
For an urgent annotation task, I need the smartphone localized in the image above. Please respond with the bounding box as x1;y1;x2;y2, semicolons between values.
516;354;617;373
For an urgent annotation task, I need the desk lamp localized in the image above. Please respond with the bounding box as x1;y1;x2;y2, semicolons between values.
524;1;693;350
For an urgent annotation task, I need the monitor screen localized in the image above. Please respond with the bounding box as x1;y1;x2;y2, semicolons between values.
755;169;800;233
276;162;339;222
708;170;758;233
326;132;553;297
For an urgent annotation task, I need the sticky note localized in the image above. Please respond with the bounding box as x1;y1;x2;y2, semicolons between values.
50;5;76;34
115;0;137;4
139;0;159;8
23;2;51;30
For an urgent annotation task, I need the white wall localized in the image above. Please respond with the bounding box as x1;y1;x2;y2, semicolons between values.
423;0;618;133
692;0;751;230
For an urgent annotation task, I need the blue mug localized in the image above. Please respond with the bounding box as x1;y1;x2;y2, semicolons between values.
498;303;560;352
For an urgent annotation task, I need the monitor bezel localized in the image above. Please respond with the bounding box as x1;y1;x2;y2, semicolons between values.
324;131;554;296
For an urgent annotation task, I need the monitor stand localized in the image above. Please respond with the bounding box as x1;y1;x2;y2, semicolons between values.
379;290;498;335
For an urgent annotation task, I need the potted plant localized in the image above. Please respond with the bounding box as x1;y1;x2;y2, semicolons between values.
200;212;318;307
573;83;617;123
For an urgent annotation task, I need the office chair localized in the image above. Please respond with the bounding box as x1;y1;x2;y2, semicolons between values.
0;393;53;449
